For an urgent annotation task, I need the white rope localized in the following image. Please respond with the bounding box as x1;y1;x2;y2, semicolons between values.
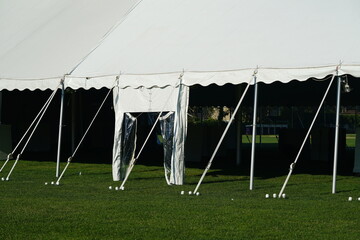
20;89;58;156
278;73;336;197
56;78;117;184
68;0;143;75
13;84;60;155
193;74;254;194
5;154;21;181
119;112;164;190
1;82;60;178
72;86;113;158
0;153;12;173
119;73;184;189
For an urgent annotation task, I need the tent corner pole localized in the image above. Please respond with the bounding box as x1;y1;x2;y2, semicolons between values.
56;80;65;178
250;76;258;190
332;75;341;194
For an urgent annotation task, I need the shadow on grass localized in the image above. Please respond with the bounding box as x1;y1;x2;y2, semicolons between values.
18;143;357;181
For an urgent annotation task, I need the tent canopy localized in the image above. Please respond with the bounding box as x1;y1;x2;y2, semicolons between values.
0;0;141;90
1;0;360;90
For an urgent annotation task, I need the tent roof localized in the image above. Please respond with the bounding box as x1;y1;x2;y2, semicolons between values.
1;0;360;90
0;0;140;90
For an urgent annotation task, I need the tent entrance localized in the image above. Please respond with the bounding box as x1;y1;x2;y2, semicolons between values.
134;113;166;165
118;112;175;184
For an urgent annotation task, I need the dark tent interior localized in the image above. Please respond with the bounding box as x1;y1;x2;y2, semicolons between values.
1;75;359;177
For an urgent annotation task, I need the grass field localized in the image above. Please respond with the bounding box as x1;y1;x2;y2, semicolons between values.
242;134;357;147
347;134;356;148
0;160;360;240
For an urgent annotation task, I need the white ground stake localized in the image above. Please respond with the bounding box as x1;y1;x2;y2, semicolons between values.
55;157;72;185
278;73;336;197
193;75;254;195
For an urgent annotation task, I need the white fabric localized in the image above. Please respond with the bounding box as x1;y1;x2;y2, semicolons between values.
1;0;359;90
117;86;180;112
112;86;124;181
0;0;140;90
171;82;189;185
68;0;360;88
112;84;188;184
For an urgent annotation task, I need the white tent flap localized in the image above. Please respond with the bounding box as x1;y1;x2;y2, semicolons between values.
112;85;189;184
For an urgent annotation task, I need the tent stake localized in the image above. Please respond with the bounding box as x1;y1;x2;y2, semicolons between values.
332;75;341;194
250;76;258;190
56;78;65;178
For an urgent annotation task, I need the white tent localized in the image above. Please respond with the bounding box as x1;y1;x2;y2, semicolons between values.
2;0;359;89
0;0;141;90
1;0;360;186
68;0;360;87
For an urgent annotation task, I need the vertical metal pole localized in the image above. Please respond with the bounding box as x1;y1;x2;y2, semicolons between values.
250;76;258;190
193;79;252;194
332;75;341;194
56;80;65;177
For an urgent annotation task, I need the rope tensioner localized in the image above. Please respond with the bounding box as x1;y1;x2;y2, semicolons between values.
289;162;296;171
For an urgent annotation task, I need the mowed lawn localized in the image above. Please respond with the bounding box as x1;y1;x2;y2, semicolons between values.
0;160;360;240
242;134;357;147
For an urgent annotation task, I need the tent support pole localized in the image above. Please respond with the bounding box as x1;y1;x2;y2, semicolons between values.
56;79;65;178
193;73;255;195
250;76;258;190
332;75;341;194
278;73;336;197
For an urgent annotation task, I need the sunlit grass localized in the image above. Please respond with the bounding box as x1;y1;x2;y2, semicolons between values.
0;160;359;240
242;134;357;147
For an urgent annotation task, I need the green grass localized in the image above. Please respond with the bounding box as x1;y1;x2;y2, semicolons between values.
243;134;357;147
242;135;279;144
347;134;356;148
0;160;360;240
